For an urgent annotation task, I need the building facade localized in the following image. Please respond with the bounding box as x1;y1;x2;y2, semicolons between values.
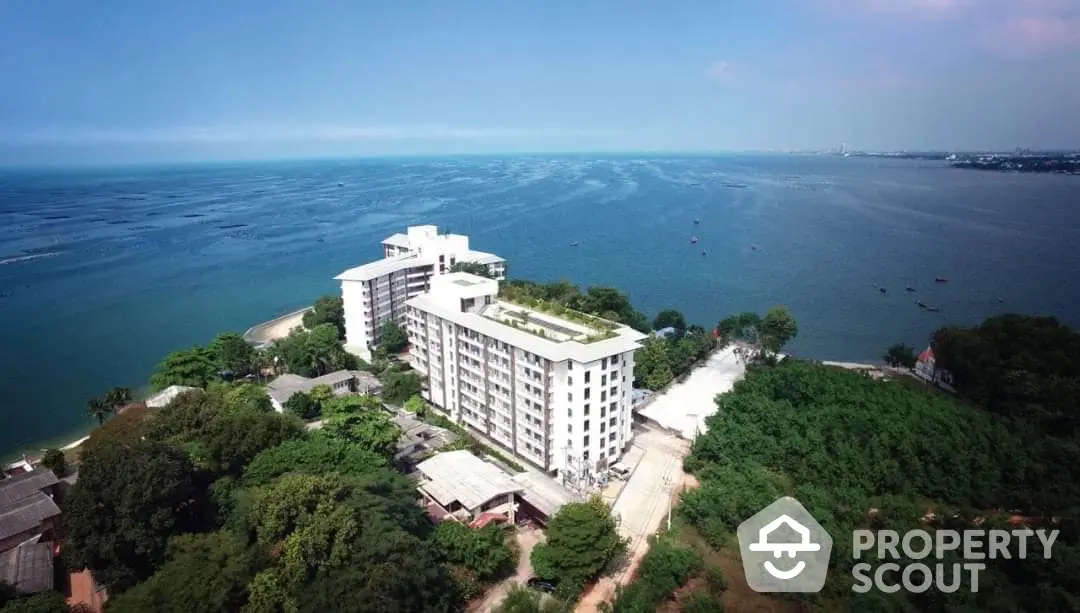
336;225;506;359
404;273;647;487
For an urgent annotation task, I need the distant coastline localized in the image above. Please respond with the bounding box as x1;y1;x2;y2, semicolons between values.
950;155;1080;175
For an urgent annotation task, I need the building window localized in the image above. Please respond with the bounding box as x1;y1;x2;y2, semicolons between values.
568;362;573;371
609;432;617;441
583;451;590;461
600;406;606;418
584;421;590;432
602;357;607;369
568;424;572;433
601;391;606;402
567;376;573;385
601;374;607;386
584;404;590;416
610;446;616;457
610;402;617;413
585;371;590;383
583;435;590;447
585;388;590;400
600;422;606;433
568;392;572;401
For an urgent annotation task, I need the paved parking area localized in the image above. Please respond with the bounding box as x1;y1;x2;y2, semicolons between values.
636;347;745;439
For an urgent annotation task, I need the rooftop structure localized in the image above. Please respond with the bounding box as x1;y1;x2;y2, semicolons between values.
145;385;199;409
416;450;524;517
265;370;382;413
406;273;646;483
0;540;54;595
391;411;458;463
0;470;61;552
336;225;507;360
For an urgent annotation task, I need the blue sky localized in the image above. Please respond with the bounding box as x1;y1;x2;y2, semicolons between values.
2;0;1079;164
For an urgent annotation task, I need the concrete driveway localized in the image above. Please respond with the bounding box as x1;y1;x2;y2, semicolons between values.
576;427;690;612
472;527;545;613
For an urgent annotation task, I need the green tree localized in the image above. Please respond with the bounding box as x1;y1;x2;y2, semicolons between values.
0;592;71;613
883;343;918;368
78;405;152;460
63;440;212;591
198;408;306;476
403;395;428;415
633;337;674;391
223;382;274;413
759;305;798;354
103;386;134;408
151;346;218;391
308;383;335;408
531;496;625;589
210;331;256;375
380;321;410;354
450;261;494;278
652;310;687;333
431;521;515;581
241;433;390;487
303;295;346;340
382;371;423;404
284;390;320;420
85;396;112;426
321;411;401;458
39;448;66;478
321;394;382;417
272;324;351;377
104;532;260;613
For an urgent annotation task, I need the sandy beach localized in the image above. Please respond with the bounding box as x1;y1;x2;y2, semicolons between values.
242;307;311;347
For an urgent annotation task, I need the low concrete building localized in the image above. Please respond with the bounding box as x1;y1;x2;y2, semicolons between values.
415;450;578;526
0;470;61;553
391;412;457;464
266;370;382;412
416;450;524;523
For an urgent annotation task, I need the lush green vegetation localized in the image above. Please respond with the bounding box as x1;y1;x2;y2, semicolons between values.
716;306;798;364
380;321;410;353
883;342;917;368
605;535;703;613
302;295;346;340
498;278;719;390
681;313;1080;611
0;591;76;613
531;496;625;598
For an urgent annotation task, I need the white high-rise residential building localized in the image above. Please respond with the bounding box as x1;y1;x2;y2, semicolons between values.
405;272;647;485
336;225;506;359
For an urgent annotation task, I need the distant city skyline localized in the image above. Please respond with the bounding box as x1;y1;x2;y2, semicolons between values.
2;0;1079;165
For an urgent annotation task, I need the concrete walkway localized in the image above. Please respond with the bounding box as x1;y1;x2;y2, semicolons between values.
243;307;312;347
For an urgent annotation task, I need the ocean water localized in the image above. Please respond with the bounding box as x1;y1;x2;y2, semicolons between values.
1;155;1078;457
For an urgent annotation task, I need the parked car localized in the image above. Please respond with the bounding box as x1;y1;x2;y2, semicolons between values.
609;462;632;480
526;577;556;593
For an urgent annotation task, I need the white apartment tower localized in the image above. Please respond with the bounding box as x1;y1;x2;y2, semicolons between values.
405;272;647;484
336;225;506;360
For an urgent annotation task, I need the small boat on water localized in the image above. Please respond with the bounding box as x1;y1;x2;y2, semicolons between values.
694;218;700;225
751;244;758;251
701;250;708;256
690;236;699;245
935;277;949;283
905;286;916;292
925;306;941;313
569;241;579;247
997;297;1004;303
337;182;345;187
879;287;888;295
916;300;927;308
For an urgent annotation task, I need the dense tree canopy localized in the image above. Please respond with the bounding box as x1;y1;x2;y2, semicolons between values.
0;592;71;613
105;532;261;613
682;355;1080;611
883;342;917;368
151;346;219;391
210;332;257;376
269;323;353;378
321;410;401;458
63;440;213;591
430;521;516;582
933;314;1080;433
380;321;410;354
633;323;715;391
531;496;624;593
652;310;687;333
241;433;390;487
717;306;797;363
303;295;346;340
381;371;424;404
606;536;703;613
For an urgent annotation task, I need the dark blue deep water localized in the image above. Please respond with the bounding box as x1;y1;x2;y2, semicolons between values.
1;155;1078;456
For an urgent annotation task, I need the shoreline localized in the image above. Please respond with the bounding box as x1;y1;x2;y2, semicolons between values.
4;353;896;466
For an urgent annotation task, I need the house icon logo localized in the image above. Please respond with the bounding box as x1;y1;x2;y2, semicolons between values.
737;497;832;593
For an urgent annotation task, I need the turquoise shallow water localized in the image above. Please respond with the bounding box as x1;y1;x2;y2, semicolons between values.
1;154;1078;457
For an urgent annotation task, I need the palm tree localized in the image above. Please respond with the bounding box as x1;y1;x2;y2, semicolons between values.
103;386;133;408
86;397;113;426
